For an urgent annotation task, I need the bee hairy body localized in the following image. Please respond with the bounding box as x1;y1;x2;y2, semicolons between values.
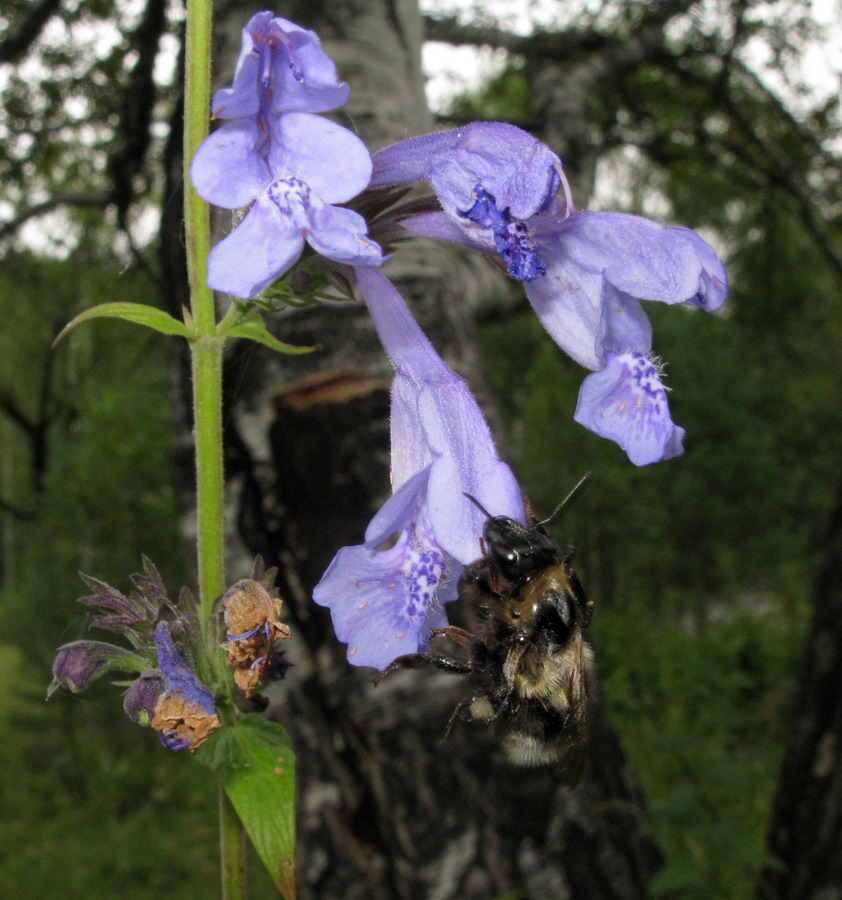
466;561;593;771
374;479;593;781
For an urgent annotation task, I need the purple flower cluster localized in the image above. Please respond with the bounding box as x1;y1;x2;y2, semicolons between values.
190;11;384;298
371;122;727;466
187;12;729;669
49;561;219;753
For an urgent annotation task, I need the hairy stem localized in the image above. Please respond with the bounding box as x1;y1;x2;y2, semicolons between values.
183;2;247;898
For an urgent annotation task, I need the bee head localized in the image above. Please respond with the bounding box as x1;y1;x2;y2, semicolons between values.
464;474;590;586
483;516;561;583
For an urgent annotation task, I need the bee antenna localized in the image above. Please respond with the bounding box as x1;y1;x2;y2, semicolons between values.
538;472;592;527
463;493;494;519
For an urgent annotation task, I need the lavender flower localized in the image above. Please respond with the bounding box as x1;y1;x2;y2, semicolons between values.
371;122;728;465
190;13;384;298
210;11;350;120
372;122;561;282
313;267;523;668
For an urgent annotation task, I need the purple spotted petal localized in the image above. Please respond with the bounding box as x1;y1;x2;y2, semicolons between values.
314;476;458;669
574;352;685;466
211;11;349;119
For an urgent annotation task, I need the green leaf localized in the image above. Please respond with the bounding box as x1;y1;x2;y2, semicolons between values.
53;302;193;346
203;716;297;899
224;313;314;355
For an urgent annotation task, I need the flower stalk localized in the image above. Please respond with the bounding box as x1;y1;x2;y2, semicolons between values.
184;0;225;647
184;1;246;897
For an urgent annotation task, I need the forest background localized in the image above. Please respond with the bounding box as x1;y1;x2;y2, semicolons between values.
1;0;841;898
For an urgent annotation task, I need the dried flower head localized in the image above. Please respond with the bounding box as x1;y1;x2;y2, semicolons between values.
220;579;291;695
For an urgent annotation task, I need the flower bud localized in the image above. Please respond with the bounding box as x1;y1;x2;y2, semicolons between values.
49;641;144;696
123;670;166;725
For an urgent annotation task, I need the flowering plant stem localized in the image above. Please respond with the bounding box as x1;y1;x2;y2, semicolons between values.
184;2;246;897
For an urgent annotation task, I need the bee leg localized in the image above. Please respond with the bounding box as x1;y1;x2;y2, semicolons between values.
372;652;473;687
443;697;474;739
429;625;473;647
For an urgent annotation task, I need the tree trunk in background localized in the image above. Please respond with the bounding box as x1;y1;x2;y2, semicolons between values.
756;483;842;900
160;1;666;896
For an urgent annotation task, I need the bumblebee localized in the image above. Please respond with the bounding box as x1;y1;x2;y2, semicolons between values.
374;476;594;778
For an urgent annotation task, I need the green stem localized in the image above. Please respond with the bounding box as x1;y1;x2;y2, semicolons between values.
220;785;247;898
183;0;224;636
183;2;247;898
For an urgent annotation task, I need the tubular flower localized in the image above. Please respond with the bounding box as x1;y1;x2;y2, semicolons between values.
220;579;291;696
313;267;523;668
150;622;220;753
371;122;561;282
370;122;728;465
210;11;350;120
190;13;384;299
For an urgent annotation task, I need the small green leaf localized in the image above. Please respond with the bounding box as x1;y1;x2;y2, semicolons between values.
53;302;193;347
203;716;297;899
224;313;314;355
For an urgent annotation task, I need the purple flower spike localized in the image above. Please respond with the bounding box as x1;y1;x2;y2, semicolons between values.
313;267;524;667
211;11;349;120
574;352;685;466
